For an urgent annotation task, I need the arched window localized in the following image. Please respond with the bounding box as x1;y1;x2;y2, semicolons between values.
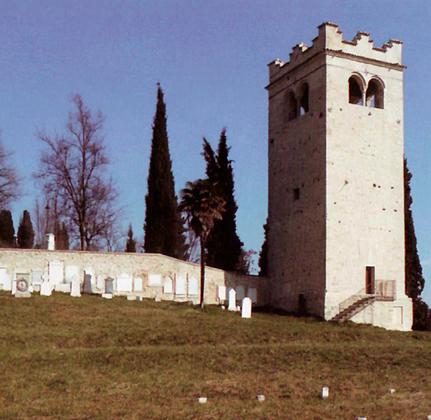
366;79;384;109
348;76;364;105
299;83;309;115
287;91;298;121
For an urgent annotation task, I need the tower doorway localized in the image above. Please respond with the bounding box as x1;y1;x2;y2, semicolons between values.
365;266;375;294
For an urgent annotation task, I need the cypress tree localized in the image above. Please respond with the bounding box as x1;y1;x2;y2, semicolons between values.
144;84;186;259
54;221;69;250
0;209;15;248
17;210;34;248
125;224;136;253
204;129;243;271
258;221;268;276
404;159;429;330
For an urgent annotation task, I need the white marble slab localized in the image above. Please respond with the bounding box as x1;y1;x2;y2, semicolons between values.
241;297;252;318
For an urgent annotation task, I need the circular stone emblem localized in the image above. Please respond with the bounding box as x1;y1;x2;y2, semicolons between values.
16;278;29;292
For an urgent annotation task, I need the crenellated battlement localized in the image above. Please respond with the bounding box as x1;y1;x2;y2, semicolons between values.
268;22;403;83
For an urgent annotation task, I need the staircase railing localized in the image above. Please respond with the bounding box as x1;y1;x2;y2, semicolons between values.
333;279;397;322
375;279;396;300
337;287;367;314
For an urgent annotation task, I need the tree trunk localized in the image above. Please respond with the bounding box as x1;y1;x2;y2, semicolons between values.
200;236;205;309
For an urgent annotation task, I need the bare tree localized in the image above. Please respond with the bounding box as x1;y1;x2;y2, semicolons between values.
0;133;20;208
35;94;118;250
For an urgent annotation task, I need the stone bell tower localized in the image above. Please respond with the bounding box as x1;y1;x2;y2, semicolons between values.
267;22;412;331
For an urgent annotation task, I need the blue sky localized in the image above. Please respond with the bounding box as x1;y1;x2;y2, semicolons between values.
0;1;430;303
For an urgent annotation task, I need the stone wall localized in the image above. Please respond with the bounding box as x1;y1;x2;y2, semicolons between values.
0;248;268;306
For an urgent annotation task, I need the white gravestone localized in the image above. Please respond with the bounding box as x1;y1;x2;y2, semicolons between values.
71;277;81;297
236;285;245;301
217;285;226;301
163;276;173;294
248;288;258;304
175;275;186;296
49;261;64;286
0;268;11;290
117;274;133;293
241;297;252;318
40;278;52;296
148;273;162;287
188;276;199;296
134;277;143;292
228;288;237;311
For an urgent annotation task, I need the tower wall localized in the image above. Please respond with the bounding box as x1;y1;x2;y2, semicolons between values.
267;53;327;316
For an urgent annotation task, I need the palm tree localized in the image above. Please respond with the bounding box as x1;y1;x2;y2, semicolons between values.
179;179;225;309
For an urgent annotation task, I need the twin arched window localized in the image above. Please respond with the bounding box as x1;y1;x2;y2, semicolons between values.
349;75;384;109
287;83;309;121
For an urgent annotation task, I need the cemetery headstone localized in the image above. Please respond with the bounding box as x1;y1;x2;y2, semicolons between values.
71;277;81;297
241;297;252;318
83;272;93;294
40;278;52;296
15;276;31;298
228;288;237;311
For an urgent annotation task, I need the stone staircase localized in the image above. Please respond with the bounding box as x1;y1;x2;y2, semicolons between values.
331;295;376;323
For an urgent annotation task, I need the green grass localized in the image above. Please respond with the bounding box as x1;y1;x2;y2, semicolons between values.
0;292;430;419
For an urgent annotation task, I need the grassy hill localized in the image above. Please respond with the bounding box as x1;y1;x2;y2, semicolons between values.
0;292;430;419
